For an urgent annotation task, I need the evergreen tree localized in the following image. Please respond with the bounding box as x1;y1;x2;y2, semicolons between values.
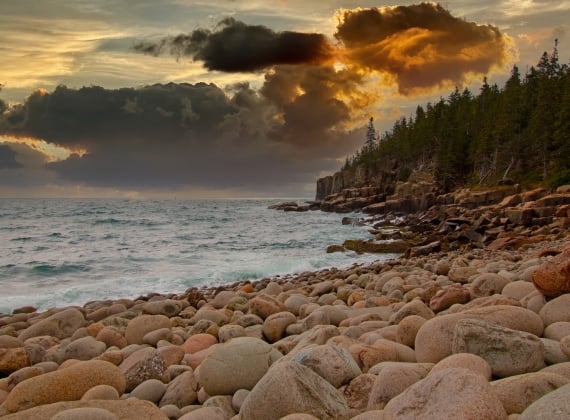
365;117;377;152
343;45;568;190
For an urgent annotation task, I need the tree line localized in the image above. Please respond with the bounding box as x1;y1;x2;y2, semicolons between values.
344;42;570;191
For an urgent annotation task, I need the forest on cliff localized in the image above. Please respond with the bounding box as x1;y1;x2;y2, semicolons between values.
345;43;570;192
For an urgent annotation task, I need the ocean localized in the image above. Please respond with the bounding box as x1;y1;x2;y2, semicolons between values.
0;199;392;314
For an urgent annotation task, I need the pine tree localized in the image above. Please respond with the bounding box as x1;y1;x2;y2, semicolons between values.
365;117;377;152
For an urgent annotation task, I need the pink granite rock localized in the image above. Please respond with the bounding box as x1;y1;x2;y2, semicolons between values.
383;368;507;419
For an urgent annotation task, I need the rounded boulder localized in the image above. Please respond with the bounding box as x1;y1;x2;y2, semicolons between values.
124;315;171;345
199;337;282;396
2;360;126;413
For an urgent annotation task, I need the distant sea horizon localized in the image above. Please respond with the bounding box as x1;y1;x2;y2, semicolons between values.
0;198;394;314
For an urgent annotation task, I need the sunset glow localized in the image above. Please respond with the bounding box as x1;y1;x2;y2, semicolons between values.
0;135;87;162
0;1;568;197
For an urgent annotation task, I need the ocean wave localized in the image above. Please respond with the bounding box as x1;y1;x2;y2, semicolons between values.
94;218;123;225
10;236;34;242
30;263;90;276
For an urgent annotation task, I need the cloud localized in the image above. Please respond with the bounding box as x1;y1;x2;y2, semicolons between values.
0;144;21;169
334;2;516;94
136;4;516;97
0;3;520;196
134;17;334;72
0;80;363;195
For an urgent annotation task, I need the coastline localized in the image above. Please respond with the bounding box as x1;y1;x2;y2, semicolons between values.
1;217;569;417
1;182;570;418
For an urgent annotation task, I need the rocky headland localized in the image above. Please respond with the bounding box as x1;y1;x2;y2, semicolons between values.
1;181;570;419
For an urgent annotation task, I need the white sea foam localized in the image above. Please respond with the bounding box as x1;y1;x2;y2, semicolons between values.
0;199;393;313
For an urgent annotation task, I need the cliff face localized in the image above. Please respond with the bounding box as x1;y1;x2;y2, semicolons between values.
316;159;399;200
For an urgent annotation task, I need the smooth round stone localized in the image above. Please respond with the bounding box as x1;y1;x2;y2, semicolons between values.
50;407;118;420
199;337;282;395
96;328;128;349
64;336;107;361
520;382;570;419
539;295;570;326
544;322;570;341
129;379;166;403
383;368;506;419
491;372;570;414
430;353;492;380
182;333;218;354
178;406;226;420
3;360;126;413
124;315;171;345
415;305;544;364
18;308;85;341
81;385;120;401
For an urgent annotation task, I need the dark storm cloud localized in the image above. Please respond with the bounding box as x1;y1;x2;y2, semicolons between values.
0;144;22;169
335;2;515;94
134;17;334;72
0;80;362;191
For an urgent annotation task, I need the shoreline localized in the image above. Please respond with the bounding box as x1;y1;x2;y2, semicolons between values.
1;230;569;418
1;185;569;418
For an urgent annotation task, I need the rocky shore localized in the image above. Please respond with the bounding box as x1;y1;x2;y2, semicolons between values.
1;188;570;419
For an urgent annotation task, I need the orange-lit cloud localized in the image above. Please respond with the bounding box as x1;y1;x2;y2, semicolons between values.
0;135;86;163
334;3;517;95
136;4;516;99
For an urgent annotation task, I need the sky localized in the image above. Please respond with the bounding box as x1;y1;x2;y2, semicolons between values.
0;1;568;198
